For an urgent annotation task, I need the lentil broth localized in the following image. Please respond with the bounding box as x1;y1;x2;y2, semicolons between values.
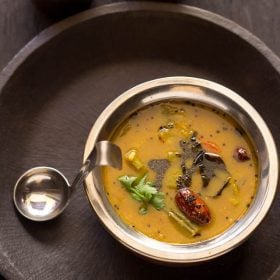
102;102;257;244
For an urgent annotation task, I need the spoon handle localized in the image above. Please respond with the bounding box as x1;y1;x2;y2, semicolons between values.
71;141;122;191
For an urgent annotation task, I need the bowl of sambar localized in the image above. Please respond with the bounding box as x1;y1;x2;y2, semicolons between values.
83;77;278;264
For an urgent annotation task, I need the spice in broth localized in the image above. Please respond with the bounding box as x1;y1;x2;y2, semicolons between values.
102;102;257;244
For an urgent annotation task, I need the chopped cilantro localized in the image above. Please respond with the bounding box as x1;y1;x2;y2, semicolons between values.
118;174;165;215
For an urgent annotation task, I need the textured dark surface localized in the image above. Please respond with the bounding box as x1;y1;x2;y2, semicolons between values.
0;1;280;280
1;0;280;72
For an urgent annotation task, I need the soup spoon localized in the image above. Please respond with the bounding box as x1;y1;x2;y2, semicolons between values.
13;141;122;221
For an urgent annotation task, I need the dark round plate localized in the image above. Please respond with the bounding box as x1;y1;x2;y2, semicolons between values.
0;3;279;279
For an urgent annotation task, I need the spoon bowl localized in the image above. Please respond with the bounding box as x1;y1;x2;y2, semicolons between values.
14;167;71;221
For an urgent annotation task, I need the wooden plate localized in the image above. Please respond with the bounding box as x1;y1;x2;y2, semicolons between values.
0;3;279;279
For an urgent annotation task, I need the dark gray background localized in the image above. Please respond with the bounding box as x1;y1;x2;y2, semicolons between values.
1;0;280;72
0;1;279;279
